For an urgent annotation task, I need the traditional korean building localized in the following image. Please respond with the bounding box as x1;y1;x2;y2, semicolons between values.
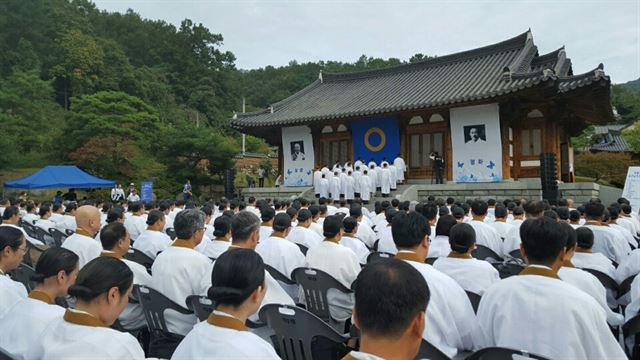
232;30;613;184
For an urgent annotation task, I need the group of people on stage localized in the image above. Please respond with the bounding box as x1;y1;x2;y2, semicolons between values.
313;155;407;203
1;192;640;359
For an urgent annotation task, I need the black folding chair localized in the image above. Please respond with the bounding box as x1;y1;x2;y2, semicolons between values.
466;347;550;360
508;249;522;260
34;227;54;247
124;248;154;275
185;295;215;321
265;264;296;285
134;285;192;359
296;243;309;256
259;304;349;360
9;263;36;292
466;290;481;314
292;267;353;328
414;339;450;360
64;229;75;236
425;257;438;265
623;313;640;359
492;261;525;279
472;245;503;262
20;221;38;239
618;274;637;301
366;251;394;264
165;227;177;240
0;345;16;360
581;268;619;295
49;228;67;247
22;242;45;267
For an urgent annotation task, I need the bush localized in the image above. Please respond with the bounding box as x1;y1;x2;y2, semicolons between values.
574;152;639;187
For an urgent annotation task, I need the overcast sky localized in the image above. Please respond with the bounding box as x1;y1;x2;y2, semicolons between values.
93;0;639;84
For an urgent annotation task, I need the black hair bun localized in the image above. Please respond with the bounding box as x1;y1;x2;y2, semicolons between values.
67;285;93;298
29;273;46;282
208;286;245;302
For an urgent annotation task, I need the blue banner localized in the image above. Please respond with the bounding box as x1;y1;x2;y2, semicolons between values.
352;117;400;164
140;181;153;202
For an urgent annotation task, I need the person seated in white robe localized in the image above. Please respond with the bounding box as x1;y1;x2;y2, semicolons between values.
556;223;624;326
502;202;542;256
343;259;428;360
376;208;399;255
131;210;172;260
198;215;232;260
286;209;323;250
477;217;626;360
488;205;514;243
58;202;78;232
99;222;153;330
391;211;482;358
467;200;502;257
256;213;304;302
172;249;279;359
350;205;376;249
340;216;371;264
151;209;213;336
308;205;324;236
286;207;299;227
35;204;57;234
582;201;630;265
22;202;39;224
433;223;500;296
123;202;146;242
0;227;28;319
336;199;350;216
607;206;638;250
572;227;617;281
619;203;640;238
48;204;64;226
569;209;582;228
0;248;78;359
61;205;103;269
33;257;145;359
258;207;275;243
305;215;360;322
428;215;457;258
0;206;46;248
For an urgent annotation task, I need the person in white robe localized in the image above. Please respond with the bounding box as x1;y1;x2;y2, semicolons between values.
329;172;341;201
34;258;144;360
620;204;640;237
48;204;65;226
488;206;514;242
583;202;630;264
350;206;376;249
0;206;45;247
99;223;153;330
123;202;146;242
340;217;371;264
151;209;213;336
608;207;638;249
339;168;348;198
61;206;103;269
467;200;502;256
342;258;427;360
0;226;28;320
433;223;500;296
353;166;363;198
502;204;538;256
344;171;355;201
360;170;372;203
171;249;279;360
0;247;79;360
379;163;392;197
393;154;406;183
256;213;304;302
318;174;330;199
354;158;363;170
572;227;617;281
287;209;323;250
313;168;323;197
22;203;39;224
388;163;398;191
35;205;57;233
368;164;379;194
57;203;78;233
391;211;482;358
557;223;624;326
477;217;626;360
199;215;232;260
376;209;399;255
132;210;172;259
305;215;360;322
428;215;457;258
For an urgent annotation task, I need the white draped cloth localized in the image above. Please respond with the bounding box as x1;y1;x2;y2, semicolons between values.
433;256;500;295
256;236;305;301
428;235;452;258
393;156;406;181
478;265;626;360
344;176;355;200
287;226;323;250
318;178;329;199
340;234;370;264
61;233;102;269
118;257;154;330
132;229;172;259
329;176;341;201
583;224;630;264
0;274;27;320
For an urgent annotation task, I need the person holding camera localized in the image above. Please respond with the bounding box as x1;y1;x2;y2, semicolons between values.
430;152;444;184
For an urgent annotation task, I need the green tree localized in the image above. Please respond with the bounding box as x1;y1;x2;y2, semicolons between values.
575;152;637;187
623;123;640;154
612;85;640;124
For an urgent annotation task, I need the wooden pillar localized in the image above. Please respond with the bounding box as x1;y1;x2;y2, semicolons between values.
501;117;511;180
445;117;453;181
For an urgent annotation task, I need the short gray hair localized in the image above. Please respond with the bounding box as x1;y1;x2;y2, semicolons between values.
174;209;205;239
231;211;261;242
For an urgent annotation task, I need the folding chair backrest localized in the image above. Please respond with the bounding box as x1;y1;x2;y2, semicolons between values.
492;262;525;279
259;304;348;360
9;263;36;292
124;248;154;274
185;295;215;321
466;291;481;314
296;243;308;256
20;221;38;239
134;285;192;335
414;339;450;360
265;264;296;285
508;249;522;260
292;267;352;323
619;274;637;300
425;257;438;265
366;251;393;264
34;227;54;247
0;345;16;360
466;347;550;360
64;229;75;236
581;268;619;293
48;228;67;247
472;245;503;262
166;228;177;240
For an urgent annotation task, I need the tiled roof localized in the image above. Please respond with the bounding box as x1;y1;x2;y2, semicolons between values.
232;30;610;130
591;125;631;152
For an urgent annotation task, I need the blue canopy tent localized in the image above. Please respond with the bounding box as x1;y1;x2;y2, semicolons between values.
3;166;115;190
